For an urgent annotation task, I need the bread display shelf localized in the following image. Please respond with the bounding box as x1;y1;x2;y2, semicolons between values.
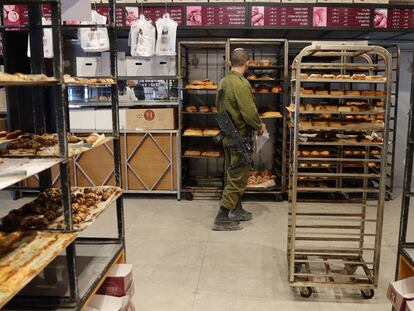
296;187;380;193
0;231;76;309
183;155;224;159
1;136;112;158
64;76;116;86
291;110;384;116
298;142;383;146
298;95;386;100
298;124;384;132
0;79;58;86
292;78;386;84
0;187;123;232
297;172;380;178
0;158;61;190
299;63;384;70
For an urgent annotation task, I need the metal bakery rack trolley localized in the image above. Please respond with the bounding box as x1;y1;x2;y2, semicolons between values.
288;42;391;298
226;38;288;200
179;41;226;201
0;0;126;310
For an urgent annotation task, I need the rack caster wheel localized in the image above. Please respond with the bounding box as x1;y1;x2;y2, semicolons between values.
274;194;284;202
184;193;194;201
360;289;374;299
300;287;313;298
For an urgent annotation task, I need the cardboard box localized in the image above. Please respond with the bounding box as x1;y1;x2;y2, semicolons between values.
0;88;6;112
76;57;102;77
387;277;414;311
69;108;96;130
0;118;6;131
152;56;176;77
101;52;127;77
96;264;133;297
87;295;123;311
126;108;176;130
126;57;152;77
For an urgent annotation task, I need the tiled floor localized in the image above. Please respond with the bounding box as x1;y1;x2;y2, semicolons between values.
0;193;402;311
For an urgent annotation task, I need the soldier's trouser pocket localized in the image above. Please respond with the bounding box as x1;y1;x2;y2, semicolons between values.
220;148;251;209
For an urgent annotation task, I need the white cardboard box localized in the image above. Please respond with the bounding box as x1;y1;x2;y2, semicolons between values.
152;56;176;77
87;295;123;311
101;52;127;77
96;264;133;297
76;57;102;77
126;57;152;77
70;109;96;130
95;109;127;131
387;277;414;311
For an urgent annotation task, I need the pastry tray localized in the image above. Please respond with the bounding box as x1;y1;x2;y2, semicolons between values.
0;75;57;86
0;231;76;309
1;136;111;158
0;187;123;232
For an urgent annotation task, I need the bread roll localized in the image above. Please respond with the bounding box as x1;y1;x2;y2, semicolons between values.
338;106;351;112
336;74;351;80
331;90;345;96
322;74;335;79
203;128;220;136
314;121;328;127
310;151;319;156
315;90;329;95
184;149;202;156
300;73;309;80
320;150;330;156
375;101;385;107
361;90;376;96
321;113;332;119
199;106;210;113
352;74;366;80
376;90;386;96
326;105;338;112
302;151;311;156
309;74;322;79
345;90;360;96
305;104;315;112
183;128;203;136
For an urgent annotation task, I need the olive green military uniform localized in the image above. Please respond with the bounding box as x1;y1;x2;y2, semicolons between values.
217;71;262;209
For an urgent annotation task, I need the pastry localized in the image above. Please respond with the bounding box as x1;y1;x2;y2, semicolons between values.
257;85;270;93
336;74;351;80
247;74;257;80
376;101;385;107
310;151;319;156
345;90;360;96
361;90;376;96
201;150;222;158
261;111;281;118
299;120;312;127
203;128;220;136
305;104;315;112
314;121;328;127
352;74;366;80
199;106;210;113
350;106;360;112
271;86;283;93
352;150;361;156
185;105;197;113
326;105;338;112
345;115;354;119
331;90;345;96
85;133;100;144
376;90;386;96
299;104;306;113
367;75;385;81
329;121;342;127
210;106;218;113
300;73;309;80
302;151;310;156
315;90;329;95
322;74;335;79
300;88;314;95
371;149;381;155
310;163;319;168
368;162;377;168
259;60;272;67
184;148;202;156
183;128;203;136
338;106;352;113
320;150;330;156
299;163;308;168
309;74;322;79
321;113;332;119
344;150;353;155
5;130;23;139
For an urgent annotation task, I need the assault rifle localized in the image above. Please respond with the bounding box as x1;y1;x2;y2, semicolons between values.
215;110;253;169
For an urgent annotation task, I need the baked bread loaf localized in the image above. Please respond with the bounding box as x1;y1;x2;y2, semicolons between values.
331;90;345;96
210;106;218;113
329;121;342;127
203;128;220;136
183;128;203;136
201;150;222;158
299;104;306;113
271;86;283;93
309;74;322;79
315;90;329;95
305;104;315;112
338;106;352;112
300;73;309;80
257;85;270;93
376;90;386;96
352;74;366;80
261;111;281;118
361;90;376;96
336;74;351;80
199;106;210;113
326;105;338;112
314;121;328;127
300;88;314;95
322;74;335;79
367;75;385;81
247;74;257;80
186;105;197;113
299;120;312;127
345;90;360;96
184;148;202;156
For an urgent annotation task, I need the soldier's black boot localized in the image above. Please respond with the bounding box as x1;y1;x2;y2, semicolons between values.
228;200;252;221
212;207;242;231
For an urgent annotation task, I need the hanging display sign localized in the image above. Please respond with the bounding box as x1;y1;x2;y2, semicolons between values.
2;3;414;31
312;7;371;28
251;6;310;27
186;5;245;27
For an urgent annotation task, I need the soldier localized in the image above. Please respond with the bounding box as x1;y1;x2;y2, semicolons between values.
213;48;267;231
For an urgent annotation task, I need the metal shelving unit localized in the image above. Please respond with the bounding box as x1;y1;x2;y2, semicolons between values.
0;1;126;310
288;43;391;298
178;41;226;200
226;38;288;200
395;51;414;281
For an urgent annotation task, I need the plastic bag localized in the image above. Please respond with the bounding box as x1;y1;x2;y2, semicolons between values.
79;10;109;52
129;15;155;57
155;13;177;56
254;128;270;154
27;17;53;59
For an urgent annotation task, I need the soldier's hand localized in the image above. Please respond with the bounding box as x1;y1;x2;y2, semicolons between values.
258;123;267;136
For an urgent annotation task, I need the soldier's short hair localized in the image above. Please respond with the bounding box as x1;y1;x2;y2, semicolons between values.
231;48;250;67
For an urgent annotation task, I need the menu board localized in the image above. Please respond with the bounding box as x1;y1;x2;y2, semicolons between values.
186;5;245;26
312;7;371;28
384;8;414;29
142;7;184;25
3;5;28;27
251;6;310;27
